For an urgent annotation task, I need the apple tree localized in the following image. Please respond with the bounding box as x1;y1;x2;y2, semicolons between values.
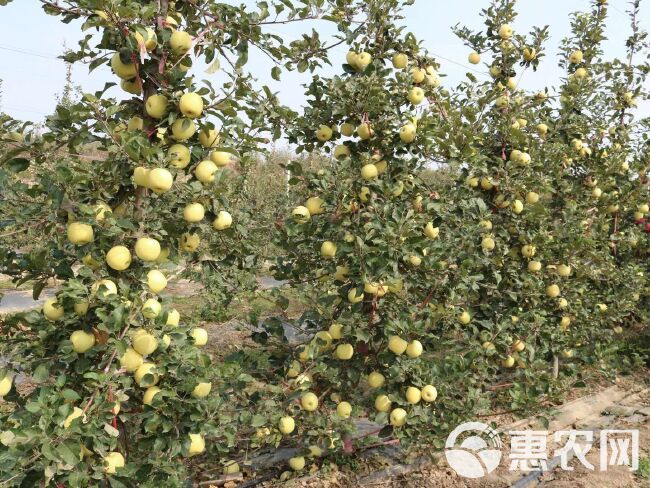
0;0;366;485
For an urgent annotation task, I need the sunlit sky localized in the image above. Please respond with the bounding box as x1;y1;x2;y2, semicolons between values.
0;0;647;123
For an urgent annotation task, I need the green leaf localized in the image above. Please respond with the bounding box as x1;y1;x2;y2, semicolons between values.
205;58;220;74
33;364;49;383
5;158;30;172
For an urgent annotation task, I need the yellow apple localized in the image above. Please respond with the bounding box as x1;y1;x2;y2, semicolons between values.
336;401;352;419
195;160;218;183
192;382;212;398
91;279;117;299
526;191;539;204
315;124;333;142
424;222;439;239
536;123;548;136
70;330;95;353
145;94;168;119
528;260;542;272
502;355;515;368
375;394;391;412
411;67;426;83
569;50;583;64
498;24;513;39
558;298;568;308
408;87;425;105
134;27;157;51
468;52;481;64
63;406;84;428
167;144;191;169
320;240;337;259
135;237;161;261
199;127;220;148
210;151;233;167
557;264;572;277
74;301;89;316
596;303;608;313
392;52;408;69
546;284;561;298
481;236;495;251
348;288;364;303
335;343;354;360
103;451;125;474
421;385;437;402
120;347;144;372
301;392;319;411
94;202;112;222
223;461;240;475
521;244;536;258
405;386;421;404
292;206;311;223
399;123;416;143
180;232;200;252
359;163;378;180
147;168;174;193
67;222;94;245
480;177;494;190
133;166;150;187
278;416;295;434
43;298;64;321
562;349;574;359
132;331;158;356
305;196;324;215
121;78;141;94
523;47;537;61
146;270;167;294
179;92;203;118
513;340;525;352
170;30;192;54
340;122;355;136
0;373;13;397
355;51;372;70
142;299;161;319
212;210;232;230
166;309;180;326
560;316;571;328
143;386;161;405
191;327;208;346
188;433;205;456
289;456;305;471
458;310;471;324
171;118;196;141
328;322;343;339
368;371;385;388
388;335;408;355
134;362;159;387
479;220;492;230
106;245;132;271
406;340;423;358
390;408;407;427
334;144;351;159
574;67;587;79
111;53;137;79
183;202;205;222
374;159;388;174
512;199;524;214
357;122;374;140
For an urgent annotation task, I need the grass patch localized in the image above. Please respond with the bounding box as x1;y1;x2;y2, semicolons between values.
638;456;650;481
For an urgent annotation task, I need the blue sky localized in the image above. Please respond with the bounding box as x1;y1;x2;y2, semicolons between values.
0;0;647;122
